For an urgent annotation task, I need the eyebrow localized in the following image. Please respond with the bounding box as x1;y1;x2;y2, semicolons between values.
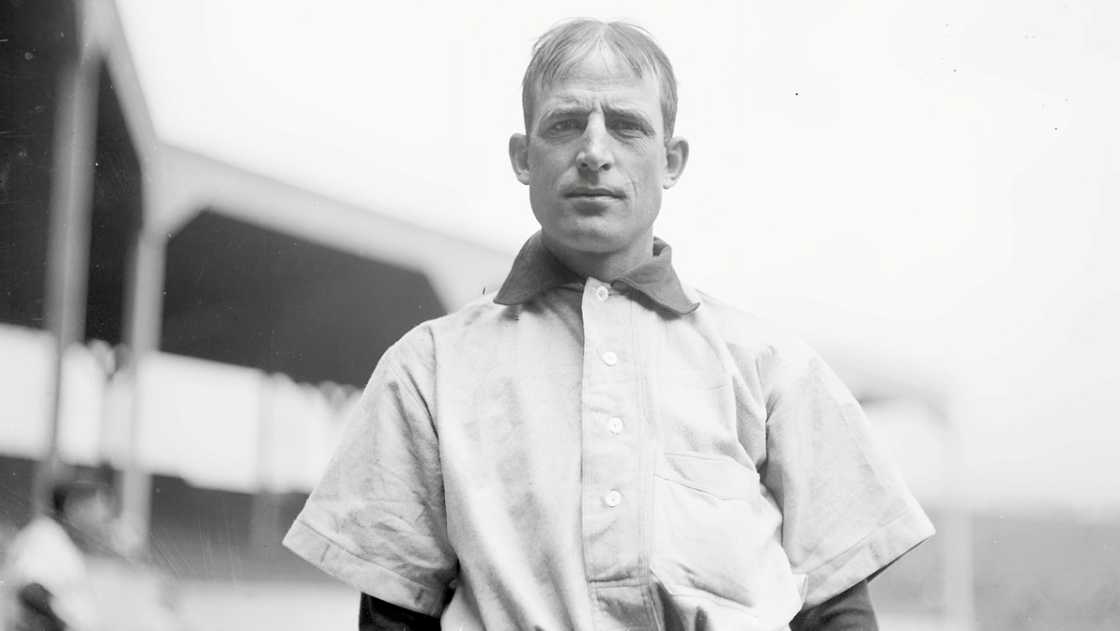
603;106;653;126
537;103;655;129
539;106;590;121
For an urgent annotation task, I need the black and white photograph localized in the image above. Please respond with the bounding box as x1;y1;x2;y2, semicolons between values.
2;1;1117;630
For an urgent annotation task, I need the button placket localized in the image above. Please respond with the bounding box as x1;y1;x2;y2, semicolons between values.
579;278;641;582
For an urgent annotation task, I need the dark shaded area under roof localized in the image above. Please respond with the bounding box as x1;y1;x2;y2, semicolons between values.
162;211;446;386
86;59;143;346
0;0;77;329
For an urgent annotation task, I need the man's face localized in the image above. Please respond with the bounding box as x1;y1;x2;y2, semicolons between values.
510;51;688;259
63;488;116;547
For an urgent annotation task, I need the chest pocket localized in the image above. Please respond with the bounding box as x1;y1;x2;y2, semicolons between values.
650;452;804;617
654;372;739;458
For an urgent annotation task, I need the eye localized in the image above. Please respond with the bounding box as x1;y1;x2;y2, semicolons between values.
609;118;649;136
546;118;582;134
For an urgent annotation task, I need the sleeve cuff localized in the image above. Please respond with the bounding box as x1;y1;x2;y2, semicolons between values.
801;497;936;607
282;518;448;617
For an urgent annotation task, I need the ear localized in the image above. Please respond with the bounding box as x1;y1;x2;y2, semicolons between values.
509;133;531;185
662;136;690;189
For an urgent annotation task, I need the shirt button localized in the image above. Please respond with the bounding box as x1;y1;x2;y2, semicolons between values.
601;351;618;366
595;286;610;301
604;490;622;508
607;417;624;434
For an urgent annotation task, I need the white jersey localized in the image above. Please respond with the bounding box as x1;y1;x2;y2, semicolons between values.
1;516;98;631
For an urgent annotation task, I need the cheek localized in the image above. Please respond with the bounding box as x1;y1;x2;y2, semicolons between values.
528;143;567;171
623;145;666;183
632;161;666;198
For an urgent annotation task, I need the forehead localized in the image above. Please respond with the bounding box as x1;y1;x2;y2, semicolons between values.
532;51;662;118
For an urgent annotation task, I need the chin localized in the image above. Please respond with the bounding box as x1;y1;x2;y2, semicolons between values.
549;223;632;255
535;203;644;254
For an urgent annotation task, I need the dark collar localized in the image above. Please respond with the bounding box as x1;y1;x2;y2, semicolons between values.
494;232;699;315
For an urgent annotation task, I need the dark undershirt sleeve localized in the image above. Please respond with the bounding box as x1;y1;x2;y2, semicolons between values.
359;593;441;631
358;579;876;630
789;580;878;631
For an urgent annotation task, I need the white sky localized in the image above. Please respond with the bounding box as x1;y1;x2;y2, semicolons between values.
114;0;1119;513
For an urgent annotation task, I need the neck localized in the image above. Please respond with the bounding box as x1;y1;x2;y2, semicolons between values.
541;231;655;281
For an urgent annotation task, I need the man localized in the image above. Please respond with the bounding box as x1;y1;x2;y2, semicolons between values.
1;476;114;631
284;19;933;630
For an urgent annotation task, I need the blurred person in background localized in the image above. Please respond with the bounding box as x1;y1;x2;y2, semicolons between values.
284;18;933;631
1;474;114;631
0;470;183;631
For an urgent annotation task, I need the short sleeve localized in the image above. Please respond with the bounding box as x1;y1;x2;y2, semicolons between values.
282;330;456;616
759;338;934;607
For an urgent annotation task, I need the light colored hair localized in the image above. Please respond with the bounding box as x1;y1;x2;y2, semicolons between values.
521;19;679;139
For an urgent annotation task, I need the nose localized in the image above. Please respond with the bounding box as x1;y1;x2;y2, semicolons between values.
576;116;612;173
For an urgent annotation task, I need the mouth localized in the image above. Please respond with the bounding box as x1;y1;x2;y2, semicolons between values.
564;187;625;199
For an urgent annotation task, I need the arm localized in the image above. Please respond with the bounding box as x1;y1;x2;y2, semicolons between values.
789;580;877;631
16;582;68;631
758;338;934;607
283;332;457;617
359;593;440;631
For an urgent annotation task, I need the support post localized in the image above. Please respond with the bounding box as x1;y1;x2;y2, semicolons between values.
250;373;280;554
34;40;98;516
941;414;975;631
118;225;166;553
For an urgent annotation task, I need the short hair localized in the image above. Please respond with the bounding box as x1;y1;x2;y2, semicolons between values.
521;19;678;139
